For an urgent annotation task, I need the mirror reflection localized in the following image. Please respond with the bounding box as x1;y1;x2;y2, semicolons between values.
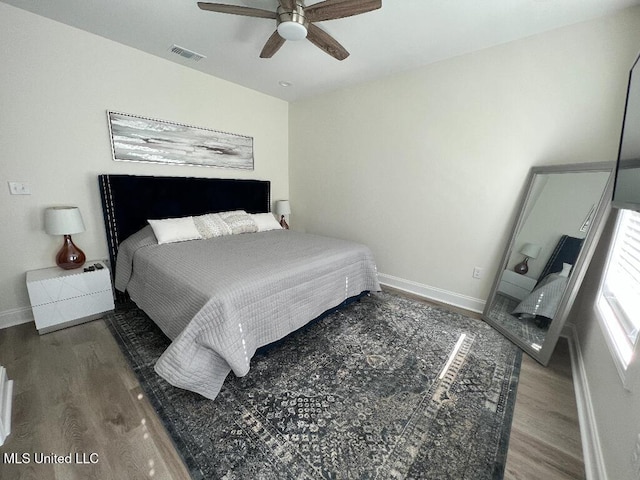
484;166;611;361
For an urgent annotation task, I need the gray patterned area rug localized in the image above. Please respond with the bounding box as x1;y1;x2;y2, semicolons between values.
105;291;521;480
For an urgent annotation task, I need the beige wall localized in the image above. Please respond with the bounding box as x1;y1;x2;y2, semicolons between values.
289;7;640;311
0;3;289;324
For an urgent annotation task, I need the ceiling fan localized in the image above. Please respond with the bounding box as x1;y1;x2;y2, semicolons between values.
197;0;382;60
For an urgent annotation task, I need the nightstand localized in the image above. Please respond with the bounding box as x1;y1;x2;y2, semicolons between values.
497;269;537;301
26;260;115;334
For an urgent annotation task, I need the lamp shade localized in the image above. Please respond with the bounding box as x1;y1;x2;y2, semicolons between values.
519;243;541;259
44;207;85;235
275;200;291;216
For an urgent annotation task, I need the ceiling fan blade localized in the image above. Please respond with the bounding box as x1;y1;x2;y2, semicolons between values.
306;23;349;61
260;30;286;58
277;0;296;10
305;0;381;22
197;2;277;19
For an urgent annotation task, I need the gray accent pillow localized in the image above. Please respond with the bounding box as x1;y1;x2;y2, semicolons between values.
218;210;258;235
193;213;232;239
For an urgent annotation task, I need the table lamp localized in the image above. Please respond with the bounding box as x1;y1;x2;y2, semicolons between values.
514;242;541;275
275;200;291;229
45;206;86;269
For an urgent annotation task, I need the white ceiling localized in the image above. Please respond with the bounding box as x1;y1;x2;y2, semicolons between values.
3;0;639;102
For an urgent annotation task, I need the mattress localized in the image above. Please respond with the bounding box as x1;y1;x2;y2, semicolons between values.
115;226;380;399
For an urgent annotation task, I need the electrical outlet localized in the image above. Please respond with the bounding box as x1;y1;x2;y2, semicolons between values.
472;267;483;279
8;182;31;195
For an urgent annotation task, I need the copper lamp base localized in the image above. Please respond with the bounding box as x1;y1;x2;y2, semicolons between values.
56;235;86;270
514;257;529;275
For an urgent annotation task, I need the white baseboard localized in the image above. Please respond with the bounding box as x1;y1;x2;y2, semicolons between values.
0;307;34;330
378;273;485;313
565;323;607;480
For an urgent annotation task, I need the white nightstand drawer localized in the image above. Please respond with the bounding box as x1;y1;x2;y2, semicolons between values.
31;290;114;331
26;264;111;306
26;261;115;334
501;270;537;289
498;270;538;301
498;282;531;301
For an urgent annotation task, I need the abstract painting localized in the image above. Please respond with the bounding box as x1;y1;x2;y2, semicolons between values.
107;111;253;170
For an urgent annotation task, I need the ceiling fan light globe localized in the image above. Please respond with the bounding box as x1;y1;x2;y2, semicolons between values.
277;21;307;41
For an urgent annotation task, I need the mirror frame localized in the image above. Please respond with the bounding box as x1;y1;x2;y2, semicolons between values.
482;161;615;365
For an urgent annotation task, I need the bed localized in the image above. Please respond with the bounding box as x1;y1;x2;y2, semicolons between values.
99;174;380;400
511;273;568;322
511;234;583;326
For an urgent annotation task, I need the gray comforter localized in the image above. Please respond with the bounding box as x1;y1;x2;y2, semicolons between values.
511;273;568;320
115;226;380;399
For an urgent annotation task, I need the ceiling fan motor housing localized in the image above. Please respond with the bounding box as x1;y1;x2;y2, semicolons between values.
197;0;382;60
277;2;309;40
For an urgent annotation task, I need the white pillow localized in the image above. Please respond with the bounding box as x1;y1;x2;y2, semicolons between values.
251;213;282;232
148;217;202;244
193;213;232;239
559;263;572;277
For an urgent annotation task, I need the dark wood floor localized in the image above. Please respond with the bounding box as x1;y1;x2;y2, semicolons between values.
0;319;191;480
0;296;584;479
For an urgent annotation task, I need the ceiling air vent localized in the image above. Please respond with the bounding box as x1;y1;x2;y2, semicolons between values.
169;44;206;62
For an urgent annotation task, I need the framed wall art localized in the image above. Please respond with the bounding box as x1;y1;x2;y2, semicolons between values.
107;111;254;170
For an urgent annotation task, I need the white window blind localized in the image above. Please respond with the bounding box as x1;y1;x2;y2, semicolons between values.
597;209;640;377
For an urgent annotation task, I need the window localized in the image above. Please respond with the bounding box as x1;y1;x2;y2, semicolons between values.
597;209;640;386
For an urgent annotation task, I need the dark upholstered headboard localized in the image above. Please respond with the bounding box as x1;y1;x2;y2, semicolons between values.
99;174;270;275
537;234;584;284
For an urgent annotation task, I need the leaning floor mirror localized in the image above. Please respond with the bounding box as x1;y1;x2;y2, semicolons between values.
483;162;614;365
